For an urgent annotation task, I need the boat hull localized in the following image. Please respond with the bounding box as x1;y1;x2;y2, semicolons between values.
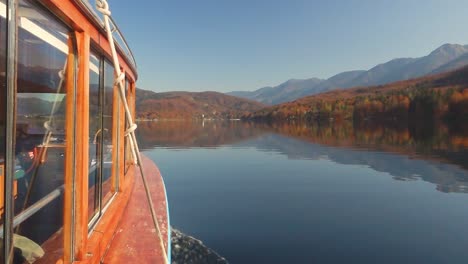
102;154;170;263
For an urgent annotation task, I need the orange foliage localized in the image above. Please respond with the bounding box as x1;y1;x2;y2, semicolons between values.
136;90;265;120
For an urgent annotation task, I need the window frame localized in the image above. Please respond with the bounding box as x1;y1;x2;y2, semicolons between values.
2;0;15;261
87;48;102;229
87;50;120;231
3;1;77;262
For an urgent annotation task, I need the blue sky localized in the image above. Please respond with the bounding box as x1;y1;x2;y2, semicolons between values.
110;0;468;92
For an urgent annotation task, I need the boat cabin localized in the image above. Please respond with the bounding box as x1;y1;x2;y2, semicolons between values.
0;0;170;263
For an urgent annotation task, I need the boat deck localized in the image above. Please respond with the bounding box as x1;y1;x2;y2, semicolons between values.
102;154;170;264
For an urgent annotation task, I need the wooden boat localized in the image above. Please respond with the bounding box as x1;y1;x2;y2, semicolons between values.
0;0;171;263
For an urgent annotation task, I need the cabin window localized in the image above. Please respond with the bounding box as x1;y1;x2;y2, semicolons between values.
9;0;75;263
88;52;101;223
0;0;6;259
88;56;119;226
102;60;117;207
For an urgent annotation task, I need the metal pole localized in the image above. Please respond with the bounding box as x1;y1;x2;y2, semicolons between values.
0;186;65;237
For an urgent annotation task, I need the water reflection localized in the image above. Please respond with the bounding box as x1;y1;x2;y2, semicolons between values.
250;134;468;193
136;121;266;149
137;120;468;194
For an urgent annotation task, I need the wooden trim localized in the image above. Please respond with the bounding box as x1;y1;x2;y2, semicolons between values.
124;81;136;188
129;81;136;124
118;84;125;192
74;31;90;261
79;166;136;264
63;35;77;264
41;0;137;82
123;79;134;186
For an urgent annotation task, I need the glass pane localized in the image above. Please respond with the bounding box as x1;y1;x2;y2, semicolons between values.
0;0;6;261
13;0;71;262
101;61;114;206
88;53;100;222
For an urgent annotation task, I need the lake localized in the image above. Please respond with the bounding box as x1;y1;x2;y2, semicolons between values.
137;120;468;264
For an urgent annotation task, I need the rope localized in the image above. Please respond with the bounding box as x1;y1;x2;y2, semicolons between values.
41;65;67;162
125;123;137;136
96;1;169;263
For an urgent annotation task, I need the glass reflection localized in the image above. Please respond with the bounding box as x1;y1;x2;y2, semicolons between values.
11;0;71;262
88;52;100;222
101;61;115;207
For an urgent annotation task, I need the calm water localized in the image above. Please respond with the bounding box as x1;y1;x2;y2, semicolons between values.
137;121;468;264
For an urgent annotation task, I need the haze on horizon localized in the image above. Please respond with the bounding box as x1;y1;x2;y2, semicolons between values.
111;0;468;93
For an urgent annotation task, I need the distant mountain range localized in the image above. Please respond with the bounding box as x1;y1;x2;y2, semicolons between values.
245;64;468;122
228;43;468;105
136;89;265;120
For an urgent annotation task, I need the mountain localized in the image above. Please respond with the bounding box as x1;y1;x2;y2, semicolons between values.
245;65;468;122
136;89;265;120
266;78;324;105
229;78;324;105
347;58;418;87
284;70;367;102
229;44;468;105
326;70;367;87
352;44;468;86
431;52;468;74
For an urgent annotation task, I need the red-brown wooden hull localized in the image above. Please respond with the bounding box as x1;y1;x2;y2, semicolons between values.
102;154;170;263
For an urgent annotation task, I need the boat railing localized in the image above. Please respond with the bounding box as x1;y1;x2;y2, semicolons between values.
108;15;137;70
0;185;65;237
75;0;137;71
